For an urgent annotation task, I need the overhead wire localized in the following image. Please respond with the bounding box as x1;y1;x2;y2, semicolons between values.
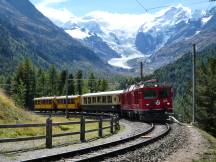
135;0;215;13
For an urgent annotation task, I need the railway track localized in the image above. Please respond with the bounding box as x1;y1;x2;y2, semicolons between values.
23;123;170;162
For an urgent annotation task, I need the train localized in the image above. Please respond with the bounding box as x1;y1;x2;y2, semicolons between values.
34;82;173;120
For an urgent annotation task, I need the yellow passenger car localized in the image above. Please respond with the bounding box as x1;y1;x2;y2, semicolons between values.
33;95;81;111
34;96;55;111
55;95;81;111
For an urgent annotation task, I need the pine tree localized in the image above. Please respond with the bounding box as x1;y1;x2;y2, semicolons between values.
36;68;47;97
11;59;36;109
101;79;108;91
88;72;96;93
196;58;216;135
96;79;102;92
58;70;67;95
76;70;83;95
12;80;26;108
68;73;75;95
48;65;58;96
23;59;36;109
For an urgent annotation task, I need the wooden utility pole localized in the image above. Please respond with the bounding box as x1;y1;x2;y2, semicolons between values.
192;44;196;123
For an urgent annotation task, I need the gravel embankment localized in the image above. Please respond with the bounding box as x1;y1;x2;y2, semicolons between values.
104;123;188;162
0;119;150;162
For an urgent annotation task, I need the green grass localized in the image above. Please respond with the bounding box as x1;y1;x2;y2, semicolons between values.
193;128;216;162
0;89;121;145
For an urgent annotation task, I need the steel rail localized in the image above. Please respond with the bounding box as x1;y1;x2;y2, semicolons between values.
73;124;170;162
22;123;154;162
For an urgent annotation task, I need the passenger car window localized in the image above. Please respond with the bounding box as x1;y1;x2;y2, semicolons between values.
92;97;96;103
97;97;101;103
88;97;91;104
84;98;87;104
102;96;106;103
144;90;157;99
107;96;112;103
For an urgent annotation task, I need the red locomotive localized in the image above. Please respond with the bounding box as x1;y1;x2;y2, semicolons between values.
120;80;173;121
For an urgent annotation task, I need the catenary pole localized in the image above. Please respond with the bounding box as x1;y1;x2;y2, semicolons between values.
65;70;69;118
192;44;196;123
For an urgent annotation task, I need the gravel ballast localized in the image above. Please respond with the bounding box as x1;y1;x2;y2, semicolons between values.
104;123;188;162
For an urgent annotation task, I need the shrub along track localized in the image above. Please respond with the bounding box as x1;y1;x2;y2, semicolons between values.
22;123;170;162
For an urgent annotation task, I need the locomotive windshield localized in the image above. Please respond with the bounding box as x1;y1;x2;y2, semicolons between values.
159;89;169;98
144;90;157;99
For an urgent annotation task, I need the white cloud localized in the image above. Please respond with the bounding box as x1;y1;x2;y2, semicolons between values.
35;0;75;25
84;11;153;33
38;0;68;7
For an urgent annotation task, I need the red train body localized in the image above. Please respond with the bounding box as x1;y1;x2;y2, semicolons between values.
119;83;173;120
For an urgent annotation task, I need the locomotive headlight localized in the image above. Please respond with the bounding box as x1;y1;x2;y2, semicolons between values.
146;104;150;106
167;102;170;105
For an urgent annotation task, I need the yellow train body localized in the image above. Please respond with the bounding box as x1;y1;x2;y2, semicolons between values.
34;95;81;111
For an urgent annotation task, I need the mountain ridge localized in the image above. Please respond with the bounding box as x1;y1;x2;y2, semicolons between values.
54;5;216;71
0;0;113;75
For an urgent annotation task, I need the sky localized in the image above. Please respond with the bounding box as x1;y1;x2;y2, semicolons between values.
29;0;215;25
29;0;214;16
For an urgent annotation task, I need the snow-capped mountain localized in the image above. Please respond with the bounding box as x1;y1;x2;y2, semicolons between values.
135;4;192;54
61;12;150;69
53;4;216;72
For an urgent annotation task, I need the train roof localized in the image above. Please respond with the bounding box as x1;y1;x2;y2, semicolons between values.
34;95;80;100
124;83;171;93
56;95;80;99
34;96;55;100
82;90;123;97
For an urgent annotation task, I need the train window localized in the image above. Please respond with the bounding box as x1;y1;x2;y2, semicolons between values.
114;97;117;102
107;96;112;103
102;96;106;103
144;90;157;99
159;89;169;98
97;97;101;103
92;97;96;103
84;98;87;104
71;99;75;104
88;97;91;104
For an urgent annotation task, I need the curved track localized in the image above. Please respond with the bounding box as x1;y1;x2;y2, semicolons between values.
62;124;170;162
23;123;170;162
